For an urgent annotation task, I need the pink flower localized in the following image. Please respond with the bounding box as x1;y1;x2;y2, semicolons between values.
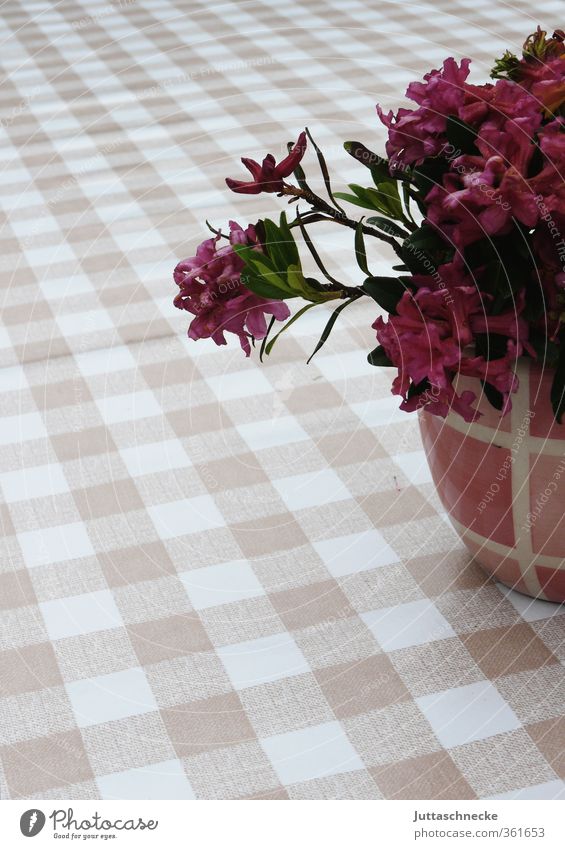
529;119;565;203
225;132;307;194
470;293;534;357
468;81;542;174
401;382;480;421
174;221;290;355
377;58;472;169
514;29;565;114
373;282;524;422
373;287;480;421
527;58;565;114
377;59;544;180
459;342;520;415
425;153;540;247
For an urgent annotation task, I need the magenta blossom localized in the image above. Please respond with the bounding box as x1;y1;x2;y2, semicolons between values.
225;132;307;194
374;283;526;421
174;221;290;355
513;28;565;114
459;342;520;416
373;287;479;421
377;58;472;170
425;155;540;247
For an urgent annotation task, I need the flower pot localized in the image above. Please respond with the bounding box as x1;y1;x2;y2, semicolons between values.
419;359;565;603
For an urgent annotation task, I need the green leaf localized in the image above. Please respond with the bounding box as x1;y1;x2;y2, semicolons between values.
234;246;291;299
307;298;357;363
407;378;430;401
526;331;560;368
354;220;370;275
236;218;343;305
295;213;344;286
490;50;520;80
285;265;340;303
481;380;504;411
306;127;344;212
236;220;330;303
367;345;393;367
551;336;565;423
343;140;395;181
241;251;291;290
473;332;511;414
464;232;534;313
412;157;449;198
286;263;308;294
264;303;318;356
342;139;416;188
401;181;417;230
366;217;410;239
333;192;371;209
278;212;300;265
353;184;391;215
475;333;510;362
446;115;479;156
370;162;396;184
259;316;276;363
401;224;452;275
263;218;293;274
240;270;291;301
362;276;413;315
336;182;405;220
371;181;403;220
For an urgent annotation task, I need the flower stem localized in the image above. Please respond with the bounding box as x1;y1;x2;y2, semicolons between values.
282;185;405;259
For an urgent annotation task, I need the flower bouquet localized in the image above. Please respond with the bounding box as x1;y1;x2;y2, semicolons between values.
174;28;565;602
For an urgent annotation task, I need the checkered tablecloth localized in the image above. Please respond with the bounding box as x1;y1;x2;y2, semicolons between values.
1;0;564;801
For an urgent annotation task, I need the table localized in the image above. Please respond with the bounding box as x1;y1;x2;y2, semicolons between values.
1;0;564;800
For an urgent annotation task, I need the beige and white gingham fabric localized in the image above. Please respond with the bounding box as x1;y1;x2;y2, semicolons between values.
1;0;564;801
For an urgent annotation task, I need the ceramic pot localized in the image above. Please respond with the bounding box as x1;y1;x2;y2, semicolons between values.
419;359;565;603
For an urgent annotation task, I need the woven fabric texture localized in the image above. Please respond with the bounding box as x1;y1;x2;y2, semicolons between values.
0;0;564;800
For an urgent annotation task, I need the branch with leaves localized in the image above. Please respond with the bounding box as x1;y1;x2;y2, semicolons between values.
173;26;565;423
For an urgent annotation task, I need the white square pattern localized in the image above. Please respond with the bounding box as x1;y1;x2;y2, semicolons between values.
97;759;196;800
206;369;273;401
0;364;28;392
416;681;521;748
179;560;265;610
351;396;407;428
17;521;95;568
66;666;158;728
148;495;224;539
1;463;69;503
76;344;137;376
218;632;309;690
499;584;560;623
315;350;373;381
119;439;192;478
260;721;364;785
361;599;456;651
0;412;47;446
314;530;399;578
56;308;114;337
237;416;310;451
392;450;434;486
272;468;350;511
40;589;123;640
96;390;161;424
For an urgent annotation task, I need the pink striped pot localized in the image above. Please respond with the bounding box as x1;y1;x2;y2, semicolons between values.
419;359;565;603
